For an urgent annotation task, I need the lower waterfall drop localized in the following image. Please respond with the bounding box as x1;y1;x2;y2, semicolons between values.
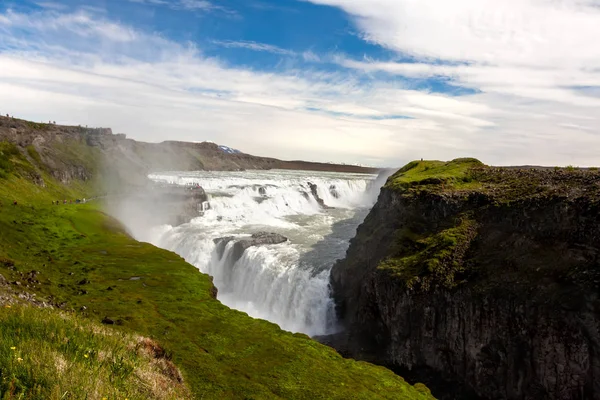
145;169;383;336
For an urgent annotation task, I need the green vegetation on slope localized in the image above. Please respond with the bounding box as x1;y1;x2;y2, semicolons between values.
378;158;600;292
0;306;190;400
385;158;484;192
0;142;434;399
378;217;477;291
1;142;31;179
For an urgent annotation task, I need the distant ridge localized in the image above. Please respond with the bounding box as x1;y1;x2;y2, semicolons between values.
0;115;379;189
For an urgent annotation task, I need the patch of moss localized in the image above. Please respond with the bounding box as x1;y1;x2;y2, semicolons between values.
51;140;100;177
378;217;477;291
26;145;43;167
0;142;39;180
25;121;50;131
385;158;484;192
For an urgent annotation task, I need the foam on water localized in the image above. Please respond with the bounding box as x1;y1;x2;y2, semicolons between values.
145;169;383;336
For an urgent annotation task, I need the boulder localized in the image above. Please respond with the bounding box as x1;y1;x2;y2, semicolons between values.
213;232;288;265
246;232;288;246
329;184;340;199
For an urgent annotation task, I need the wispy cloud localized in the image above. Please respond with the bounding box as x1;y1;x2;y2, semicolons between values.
0;9;138;43
213;40;296;56
128;0;235;14
308;0;600;106
248;2;299;12
34;2;68;10
304;0;600;67
302;51;320;62
127;0;168;6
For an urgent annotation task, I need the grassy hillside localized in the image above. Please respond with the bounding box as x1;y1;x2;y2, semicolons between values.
0;116;377;189
0;306;190;399
0;140;433;399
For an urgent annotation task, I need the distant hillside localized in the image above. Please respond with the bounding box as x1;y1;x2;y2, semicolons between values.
0;116;378;193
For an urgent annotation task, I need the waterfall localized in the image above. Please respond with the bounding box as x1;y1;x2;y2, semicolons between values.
143;169;381;336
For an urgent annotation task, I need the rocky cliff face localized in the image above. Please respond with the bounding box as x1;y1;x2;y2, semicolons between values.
329;159;600;400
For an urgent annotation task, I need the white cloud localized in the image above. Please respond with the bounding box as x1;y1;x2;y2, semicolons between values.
0;9;137;42
302;51;320;62
304;0;600;67
213;40;296;56
310;0;600;106
178;0;216;10
298;0;600;164
35;2;68;10
128;0;235;14
1;6;600;167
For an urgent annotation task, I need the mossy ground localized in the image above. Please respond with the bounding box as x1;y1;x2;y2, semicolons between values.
385;158;484;192
378;217;477;291
386;158;600;202
0;142;434;399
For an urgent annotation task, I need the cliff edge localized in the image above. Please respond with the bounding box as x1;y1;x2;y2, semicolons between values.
329;158;600;400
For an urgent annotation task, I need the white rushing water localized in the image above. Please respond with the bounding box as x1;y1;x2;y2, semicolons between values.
143;169;384;336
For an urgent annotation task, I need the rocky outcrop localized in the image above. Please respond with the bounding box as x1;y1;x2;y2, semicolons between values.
328;159;600;400
308;182;333;209
214;232;288;265
329;185;340;199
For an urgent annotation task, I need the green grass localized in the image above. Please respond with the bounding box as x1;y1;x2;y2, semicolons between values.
25;122;50;131
0;306;190;400
0;143;435;399
378;217;477;291
0;142;23;179
385;158;484;192
26;146;43;168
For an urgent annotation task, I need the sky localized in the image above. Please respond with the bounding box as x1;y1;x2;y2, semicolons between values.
1;0;600;167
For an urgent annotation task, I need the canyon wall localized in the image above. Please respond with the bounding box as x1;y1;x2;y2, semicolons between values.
329;159;600;399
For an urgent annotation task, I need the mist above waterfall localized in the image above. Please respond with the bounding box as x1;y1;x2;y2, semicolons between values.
125;169;386;336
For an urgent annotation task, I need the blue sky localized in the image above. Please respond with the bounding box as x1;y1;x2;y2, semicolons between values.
1;0;600;166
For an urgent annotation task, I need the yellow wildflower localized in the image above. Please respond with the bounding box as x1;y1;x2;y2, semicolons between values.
16;357;22;362
84;354;89;358
10;347;16;350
